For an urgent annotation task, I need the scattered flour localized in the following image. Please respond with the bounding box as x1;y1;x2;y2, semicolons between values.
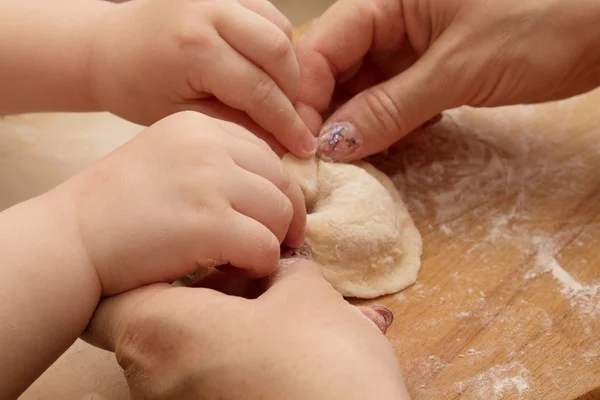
455;362;531;399
525;239;600;317
370;97;600;398
439;224;452;235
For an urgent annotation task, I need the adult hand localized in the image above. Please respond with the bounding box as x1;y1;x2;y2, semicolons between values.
66;111;306;295
83;257;410;400
91;0;316;157
296;0;600;162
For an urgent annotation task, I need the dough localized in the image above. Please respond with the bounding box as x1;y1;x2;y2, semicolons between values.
283;154;423;299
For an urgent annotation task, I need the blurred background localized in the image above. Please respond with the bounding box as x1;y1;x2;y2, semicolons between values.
107;0;336;26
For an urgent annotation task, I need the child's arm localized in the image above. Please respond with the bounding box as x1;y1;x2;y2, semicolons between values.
0;191;101;398
0;0;316;158
0;0;113;114
0;111;305;398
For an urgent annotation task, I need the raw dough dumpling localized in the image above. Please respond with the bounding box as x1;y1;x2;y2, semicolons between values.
283;155;423;299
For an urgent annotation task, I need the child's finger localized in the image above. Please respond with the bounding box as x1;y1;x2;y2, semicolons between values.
229;168;296;245
195;39;315;157
227;140;307;248
237;0;293;40
213;209;281;277
173;100;288;156
216;4;298;102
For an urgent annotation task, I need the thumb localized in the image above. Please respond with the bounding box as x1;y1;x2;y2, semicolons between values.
316;45;455;162
263;247;331;295
81;284;172;352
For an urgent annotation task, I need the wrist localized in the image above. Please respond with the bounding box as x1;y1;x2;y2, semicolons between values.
36;187;103;303
84;1;120;113
0;190;101;396
87;1;136;117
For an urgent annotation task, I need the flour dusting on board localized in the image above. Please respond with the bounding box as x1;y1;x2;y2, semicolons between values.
455;362;531;399
371;97;600;313
369;94;600;398
522;236;600;318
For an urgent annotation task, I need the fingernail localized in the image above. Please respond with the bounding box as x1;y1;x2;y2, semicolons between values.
279;244;312;267
302;134;317;155
357;305;392;334
317;122;362;162
370;304;394;330
420;114;443;129
280;244;312;260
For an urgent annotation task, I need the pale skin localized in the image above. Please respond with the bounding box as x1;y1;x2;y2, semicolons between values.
0;111;307;398
0;0;316;156
0;0;406;398
4;0;600;399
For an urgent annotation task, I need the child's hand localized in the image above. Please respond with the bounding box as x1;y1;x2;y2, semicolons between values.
65;111;306;296
90;0;315;158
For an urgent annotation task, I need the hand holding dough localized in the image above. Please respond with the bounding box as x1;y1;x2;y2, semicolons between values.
282;155;423;299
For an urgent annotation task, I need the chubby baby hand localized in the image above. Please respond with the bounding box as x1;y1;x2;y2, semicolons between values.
63;111;306;296
90;0;315;158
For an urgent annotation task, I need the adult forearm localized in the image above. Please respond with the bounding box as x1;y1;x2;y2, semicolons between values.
0;190;101;398
0;0;114;115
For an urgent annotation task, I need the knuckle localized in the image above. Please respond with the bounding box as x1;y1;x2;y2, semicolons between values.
255;136;275;154
361;86;409;136
250;78;279;108
254;231;281;260
275;189;294;225
272;160;292;192
167;110;212;127
281;19;294;41
269;30;293;62
174;17;213;50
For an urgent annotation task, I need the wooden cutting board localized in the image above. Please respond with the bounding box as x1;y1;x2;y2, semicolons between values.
293;21;600;399
12;21;600;400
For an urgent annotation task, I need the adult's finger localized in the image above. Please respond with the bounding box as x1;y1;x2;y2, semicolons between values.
265;258;328;295
192;38;315;157
316;35;457;162
356;305;394;334
82;283;172;352
295;0;405;132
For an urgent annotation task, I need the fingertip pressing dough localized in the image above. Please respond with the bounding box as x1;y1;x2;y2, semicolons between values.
283;154;423;299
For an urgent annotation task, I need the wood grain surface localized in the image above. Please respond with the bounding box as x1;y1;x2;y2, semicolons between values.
363;93;600;399
10;20;600;400
294;21;600;399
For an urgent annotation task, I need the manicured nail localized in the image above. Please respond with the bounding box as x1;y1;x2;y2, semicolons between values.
317;121;362;162
370;304;394;330
357;305;393;334
420;113;443;129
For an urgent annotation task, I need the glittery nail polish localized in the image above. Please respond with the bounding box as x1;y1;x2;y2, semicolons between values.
317;121;362;162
